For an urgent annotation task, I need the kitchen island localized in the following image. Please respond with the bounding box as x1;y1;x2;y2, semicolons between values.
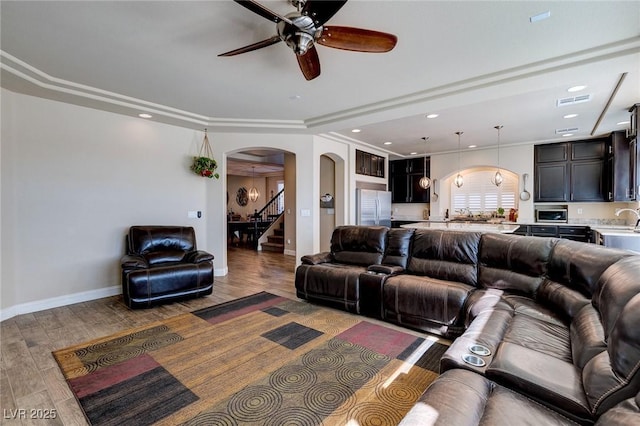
400;221;520;233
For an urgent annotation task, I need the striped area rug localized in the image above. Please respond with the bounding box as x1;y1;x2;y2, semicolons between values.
53;292;448;425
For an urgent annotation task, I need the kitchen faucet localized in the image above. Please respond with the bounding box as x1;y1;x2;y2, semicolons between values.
614;208;640;229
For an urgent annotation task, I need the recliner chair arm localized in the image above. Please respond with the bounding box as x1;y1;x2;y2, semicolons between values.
301;252;333;265
121;254;148;270
185;250;215;263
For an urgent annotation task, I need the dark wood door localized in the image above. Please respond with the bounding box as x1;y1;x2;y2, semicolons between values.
571;160;605;201
609;131;632;201
536;143;568;163
571;140;605;161
390;174;409;203
535;162;569;202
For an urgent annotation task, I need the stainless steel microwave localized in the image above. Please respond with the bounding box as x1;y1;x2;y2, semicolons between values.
536;209;568;223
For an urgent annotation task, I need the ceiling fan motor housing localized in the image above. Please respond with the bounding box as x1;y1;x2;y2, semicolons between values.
277;13;322;55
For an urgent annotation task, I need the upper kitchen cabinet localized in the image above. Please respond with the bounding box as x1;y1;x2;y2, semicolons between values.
356;149;385;178
389;158;430;203
606;131;633;202
629;104;640;200
534;143;569;202
534;139;607;202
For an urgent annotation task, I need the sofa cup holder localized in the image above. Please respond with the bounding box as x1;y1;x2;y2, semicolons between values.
469;344;491;356
462;353;486;367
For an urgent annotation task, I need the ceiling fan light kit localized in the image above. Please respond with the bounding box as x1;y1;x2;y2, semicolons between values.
220;0;398;80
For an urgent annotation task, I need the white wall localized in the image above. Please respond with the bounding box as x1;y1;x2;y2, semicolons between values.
3;90;364;319
0;89;212;318
430;144;536;222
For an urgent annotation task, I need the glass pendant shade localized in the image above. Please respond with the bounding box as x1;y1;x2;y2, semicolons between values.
248;187;260;202
491;170;504;186
249;166;260;202
419;176;431;189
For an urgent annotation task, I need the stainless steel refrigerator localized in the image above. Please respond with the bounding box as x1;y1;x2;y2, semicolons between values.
356;189;392;227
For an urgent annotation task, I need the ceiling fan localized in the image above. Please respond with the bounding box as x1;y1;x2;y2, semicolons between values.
219;0;397;80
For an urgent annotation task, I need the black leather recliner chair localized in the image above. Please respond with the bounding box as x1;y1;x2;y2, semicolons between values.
121;226;214;308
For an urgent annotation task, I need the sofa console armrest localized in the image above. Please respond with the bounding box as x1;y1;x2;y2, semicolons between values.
121;254;148;270
301;252;333;265
185;250;214;263
367;264;405;275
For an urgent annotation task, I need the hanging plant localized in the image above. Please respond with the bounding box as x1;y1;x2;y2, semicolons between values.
191;129;219;179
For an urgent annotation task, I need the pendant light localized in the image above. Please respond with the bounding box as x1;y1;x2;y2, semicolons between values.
491;125;504;187
418;137;431;189
454;131;464;188
248;166;260;202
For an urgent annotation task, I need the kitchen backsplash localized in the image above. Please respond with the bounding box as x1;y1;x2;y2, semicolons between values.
391;202;639;225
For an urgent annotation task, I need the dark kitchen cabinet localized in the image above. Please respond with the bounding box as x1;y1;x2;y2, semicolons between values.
536;143;568;163
389;158;430;203
606;131;632;201
534;139;606;202
570;140;606;202
516;225;590;242
570;160;604;201
356;149;385;178
631;138;640;200
535;162;569;202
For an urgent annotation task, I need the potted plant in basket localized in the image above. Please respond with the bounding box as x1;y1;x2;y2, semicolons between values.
191;156;219;179
191;129;220;179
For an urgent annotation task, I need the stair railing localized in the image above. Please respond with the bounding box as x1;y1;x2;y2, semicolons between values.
249;188;285;249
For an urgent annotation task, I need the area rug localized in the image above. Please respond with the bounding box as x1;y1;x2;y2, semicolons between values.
53;292;448;426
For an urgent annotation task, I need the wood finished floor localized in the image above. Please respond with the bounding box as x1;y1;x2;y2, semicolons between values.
0;247;446;425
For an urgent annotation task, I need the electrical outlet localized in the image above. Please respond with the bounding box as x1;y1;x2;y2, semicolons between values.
577;208;583;215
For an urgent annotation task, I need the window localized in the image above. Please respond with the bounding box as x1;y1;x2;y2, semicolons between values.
451;170;518;214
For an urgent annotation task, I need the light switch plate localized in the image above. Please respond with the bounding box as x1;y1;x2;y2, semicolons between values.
301;209;311;217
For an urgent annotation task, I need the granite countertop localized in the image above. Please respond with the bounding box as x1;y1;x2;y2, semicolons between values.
400;222;520;233
590;226;640;237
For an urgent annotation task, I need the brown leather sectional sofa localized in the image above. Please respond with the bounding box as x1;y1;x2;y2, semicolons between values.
295;225;640;425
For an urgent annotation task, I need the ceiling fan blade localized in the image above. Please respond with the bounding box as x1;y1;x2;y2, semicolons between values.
302;0;348;26
218;35;282;56
317;26;397;52
296;45;321;81
233;0;293;24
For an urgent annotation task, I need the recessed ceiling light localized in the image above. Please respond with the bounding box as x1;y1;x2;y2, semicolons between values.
564;114;578;119
426;114;439;119
529;10;551;23
562;133;574;137
351;129;361;133
383;141;392;145
567;85;586;92
410;152;418;155
468;145;477;148
138;113;152;119
289;95;301;100
617;121;630;126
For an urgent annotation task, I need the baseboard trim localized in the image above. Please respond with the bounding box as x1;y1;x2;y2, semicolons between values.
214;266;228;276
284;249;296;257
0;285;121;322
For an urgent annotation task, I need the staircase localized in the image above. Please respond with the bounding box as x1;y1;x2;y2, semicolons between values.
261;221;284;253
